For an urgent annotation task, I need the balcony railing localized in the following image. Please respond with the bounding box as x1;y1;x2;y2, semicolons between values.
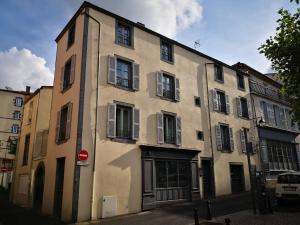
249;80;291;104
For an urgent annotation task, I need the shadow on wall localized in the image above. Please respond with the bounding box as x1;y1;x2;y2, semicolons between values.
96;147;141;218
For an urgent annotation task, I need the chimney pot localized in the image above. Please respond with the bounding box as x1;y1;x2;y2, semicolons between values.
26;86;31;93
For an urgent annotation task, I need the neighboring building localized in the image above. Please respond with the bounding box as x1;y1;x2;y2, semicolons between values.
11;86;52;209
234;63;300;183
42;2;257;223
0;87;31;189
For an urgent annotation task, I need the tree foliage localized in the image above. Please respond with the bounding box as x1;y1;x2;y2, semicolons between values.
259;8;300;122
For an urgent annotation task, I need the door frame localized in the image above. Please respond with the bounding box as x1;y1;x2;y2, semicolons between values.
33;162;45;210
201;158;215;199
229;163;245;194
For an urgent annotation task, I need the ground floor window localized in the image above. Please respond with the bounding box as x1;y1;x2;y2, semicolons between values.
267;140;298;171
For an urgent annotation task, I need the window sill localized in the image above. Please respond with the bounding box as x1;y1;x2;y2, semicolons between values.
239;116;250;120
56;138;69;145
214;78;224;84
160;58;174;65
111;138;136;144
114;84;135;92
213;110;229;115
115;41;134;50
220;150;233;153
66;43;74;52
238;87;246;92
61;84;73;94
159;96;178;103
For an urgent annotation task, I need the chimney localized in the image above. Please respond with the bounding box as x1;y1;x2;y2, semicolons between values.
26;86;31;93
137;22;145;27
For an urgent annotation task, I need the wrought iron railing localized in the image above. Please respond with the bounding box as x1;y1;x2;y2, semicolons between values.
249;80;290;104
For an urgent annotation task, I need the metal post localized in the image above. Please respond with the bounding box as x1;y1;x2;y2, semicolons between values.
194;208;199;225
206;200;212;220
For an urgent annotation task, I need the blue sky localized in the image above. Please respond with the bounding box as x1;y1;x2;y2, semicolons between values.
0;0;297;90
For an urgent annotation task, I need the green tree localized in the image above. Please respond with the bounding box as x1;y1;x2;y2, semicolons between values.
259;8;300;122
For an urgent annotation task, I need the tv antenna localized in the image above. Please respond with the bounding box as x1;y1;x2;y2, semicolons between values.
194;40;200;50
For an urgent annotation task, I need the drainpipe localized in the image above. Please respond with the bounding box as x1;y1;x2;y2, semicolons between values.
204;63;216;197
81;10;101;221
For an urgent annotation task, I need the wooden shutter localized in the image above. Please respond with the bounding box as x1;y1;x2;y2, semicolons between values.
175;78;180;102
55;111;61;143
240;129;246;153
132;108;140;140
229;127;234;151
133;63;140;91
156;112;164;144
267;103;275;126
215;125;222;151
69;55;76;85
190;161;199;191
211;89;218;111
175;116;182;146
107;103;116;138
60;66;65;92
236;97;242;117
260;140;269;172
156;72;163;97
107;55;116;85
65;103;73;139
13;98;16;106
225;94;230;114
247;99;253;119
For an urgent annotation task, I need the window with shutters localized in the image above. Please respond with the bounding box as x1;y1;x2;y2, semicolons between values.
62;59;72;90
260;101;269;124
240;97;249;118
22;135;30;166
162;74;175;100
214;64;223;82
216;91;227;113
116;59;132;89
116;105;132;139
161;40;173;63
13;111;21;120
56;103;72;143
15;97;23;107
11;124;19;134
116;21;132;47
164;114;176;144
220;125;231;151
237;73;245;90
67;23;75;49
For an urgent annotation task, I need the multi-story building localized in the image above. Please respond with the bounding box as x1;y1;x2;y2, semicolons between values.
0;87;31;189
41;2;258;222
11;86;52;209
234;62;300;184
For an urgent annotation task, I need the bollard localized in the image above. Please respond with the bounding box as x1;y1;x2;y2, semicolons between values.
267;196;273;214
206;200;212;220
194;208;199;225
224;218;231;225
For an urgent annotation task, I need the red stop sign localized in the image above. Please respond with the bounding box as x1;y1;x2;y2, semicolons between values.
78;150;88;161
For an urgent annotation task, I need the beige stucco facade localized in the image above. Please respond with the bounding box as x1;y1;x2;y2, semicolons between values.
42;3;262;223
0;89;30;189
11;86;52;208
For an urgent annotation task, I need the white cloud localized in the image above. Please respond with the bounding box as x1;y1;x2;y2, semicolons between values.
0;47;53;91
87;0;203;38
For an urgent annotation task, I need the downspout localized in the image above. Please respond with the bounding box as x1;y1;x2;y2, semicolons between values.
204;63;216;197
81;11;101;221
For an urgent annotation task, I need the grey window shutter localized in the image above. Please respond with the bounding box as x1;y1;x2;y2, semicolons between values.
176;116;182;146
55;111;61;143
274;105;280;127
229;127;234;151
279;107;286;129
60;66;65;92
260;139;269;172
107;103;116;138
215;125;222;151
247;99;253;119
175;78;180;102
236;97;242;117
156;112;164;144
225;94;230;114
65;102;73;139
132;108;140;140
156;72;163;97
211;89;218;111
285;109;291;129
133;63;140;91
69;55;76;85
107;55;116;85
240;129;246;153
190;161;199;191
267;103;275;126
